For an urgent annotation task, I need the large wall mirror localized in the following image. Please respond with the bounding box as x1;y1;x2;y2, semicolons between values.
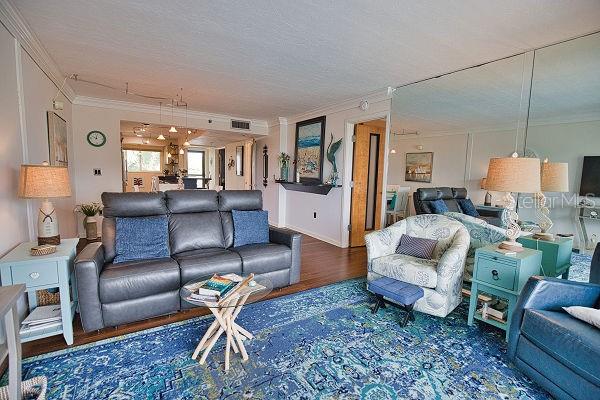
523;32;600;248
389;52;529;209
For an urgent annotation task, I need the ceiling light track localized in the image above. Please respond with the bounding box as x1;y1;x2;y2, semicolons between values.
70;74;172;101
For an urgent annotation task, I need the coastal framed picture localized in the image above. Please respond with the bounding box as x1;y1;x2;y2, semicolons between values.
47;111;68;166
405;152;433;182
294;116;326;184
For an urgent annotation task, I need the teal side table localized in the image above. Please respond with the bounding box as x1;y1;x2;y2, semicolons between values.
467;244;542;340
517;236;573;279
0;239;78;345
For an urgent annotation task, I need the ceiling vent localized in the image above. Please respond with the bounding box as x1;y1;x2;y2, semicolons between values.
231;120;251;130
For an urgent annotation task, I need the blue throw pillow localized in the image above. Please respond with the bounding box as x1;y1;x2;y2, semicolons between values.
114;215;170;263
396;234;438;259
457;198;480;217
429;199;449;214
232;210;269;247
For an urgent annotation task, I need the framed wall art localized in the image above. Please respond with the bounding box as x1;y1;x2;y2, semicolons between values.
294;116;326;184
405;152;433;183
47;111;68;166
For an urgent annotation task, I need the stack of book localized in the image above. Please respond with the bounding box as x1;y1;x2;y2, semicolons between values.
20;305;62;335
185;274;243;303
478;299;508;323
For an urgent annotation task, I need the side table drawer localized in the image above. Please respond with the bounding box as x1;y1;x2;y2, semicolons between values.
475;258;516;290
11;262;59;288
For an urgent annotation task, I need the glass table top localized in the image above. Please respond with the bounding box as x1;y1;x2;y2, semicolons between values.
180;274;272;309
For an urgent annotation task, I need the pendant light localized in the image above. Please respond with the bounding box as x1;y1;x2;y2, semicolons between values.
183;103;190;147
169;99;177;133
179;148;184;155
157;102;166;140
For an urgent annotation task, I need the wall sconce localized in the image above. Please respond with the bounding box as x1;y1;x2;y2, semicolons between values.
262;145;269;187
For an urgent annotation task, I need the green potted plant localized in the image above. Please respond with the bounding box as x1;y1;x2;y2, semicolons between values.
278;152;291;182
77;202;102;240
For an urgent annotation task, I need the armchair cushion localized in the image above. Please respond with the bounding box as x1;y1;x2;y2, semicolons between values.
395;234;437;260
371;254;438;289
520;309;600;386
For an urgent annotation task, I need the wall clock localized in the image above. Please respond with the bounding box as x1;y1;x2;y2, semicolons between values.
87;130;106;147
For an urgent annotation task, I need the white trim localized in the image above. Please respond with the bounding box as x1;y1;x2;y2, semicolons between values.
73;96;269;131
0;0;75;101
287;87;392;124
284;223;343;247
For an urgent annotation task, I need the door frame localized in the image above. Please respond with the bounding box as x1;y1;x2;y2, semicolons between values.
340;110;391;248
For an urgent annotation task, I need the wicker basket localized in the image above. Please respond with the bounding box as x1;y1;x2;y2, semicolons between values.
36;290;60;306
0;376;47;400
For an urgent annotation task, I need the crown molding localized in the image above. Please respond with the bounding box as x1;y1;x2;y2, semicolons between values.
286;87;392;124
73;95;269;130
0;0;75;101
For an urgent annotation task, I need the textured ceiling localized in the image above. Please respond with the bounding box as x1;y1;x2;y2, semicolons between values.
14;0;600;119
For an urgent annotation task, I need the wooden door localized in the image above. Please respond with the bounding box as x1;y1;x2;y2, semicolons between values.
350;122;386;247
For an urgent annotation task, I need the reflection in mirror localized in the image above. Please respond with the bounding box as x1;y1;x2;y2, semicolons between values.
523;33;600;250
388;53;529;213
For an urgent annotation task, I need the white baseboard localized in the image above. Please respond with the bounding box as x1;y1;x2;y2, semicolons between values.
283;224;343;248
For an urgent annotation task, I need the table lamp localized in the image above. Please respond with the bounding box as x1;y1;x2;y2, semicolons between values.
485;153;541;251
18;162;72;245
480;177;492;206
535;159;569;240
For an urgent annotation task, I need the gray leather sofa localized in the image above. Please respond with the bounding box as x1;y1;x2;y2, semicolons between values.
75;190;302;331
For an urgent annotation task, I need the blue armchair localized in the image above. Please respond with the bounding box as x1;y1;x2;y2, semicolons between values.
508;276;600;400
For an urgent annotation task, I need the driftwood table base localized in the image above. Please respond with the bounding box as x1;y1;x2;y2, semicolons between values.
192;293;253;371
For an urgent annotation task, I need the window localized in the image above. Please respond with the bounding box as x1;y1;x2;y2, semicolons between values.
187;150;205;177
125;150;161;172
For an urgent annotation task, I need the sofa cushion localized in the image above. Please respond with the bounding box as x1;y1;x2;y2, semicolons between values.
166;190;218;213
113;215;170;264
457;198;480;217
218;190;262;211
99;257;180;303
232;210;269;247
371;254;438;289
169;211;225;254
233;243;292;275
430;199;449;214
173;248;242;283
563;305;600;329
521;309;600;386
102;192;167;217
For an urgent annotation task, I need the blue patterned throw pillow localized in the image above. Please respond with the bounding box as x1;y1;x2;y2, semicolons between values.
429;199;449;214
457;198;480;217
232;210;269;247
114;215;170;263
396;234;438;260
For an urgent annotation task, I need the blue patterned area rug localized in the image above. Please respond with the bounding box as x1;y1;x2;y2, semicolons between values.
13;279;568;399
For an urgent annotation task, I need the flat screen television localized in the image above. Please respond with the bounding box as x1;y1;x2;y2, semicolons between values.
579;156;600;197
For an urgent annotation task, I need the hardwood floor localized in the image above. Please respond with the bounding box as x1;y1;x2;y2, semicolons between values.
22;235;367;358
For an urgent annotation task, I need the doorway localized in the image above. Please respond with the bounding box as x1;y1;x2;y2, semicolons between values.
350;119;386;247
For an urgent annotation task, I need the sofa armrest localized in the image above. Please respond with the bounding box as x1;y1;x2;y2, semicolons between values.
269;227;302;284
508;276;600;359
74;242;106;331
476;205;505;219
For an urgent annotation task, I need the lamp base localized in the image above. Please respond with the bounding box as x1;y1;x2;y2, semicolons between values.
38;235;60;246
533;232;555;241
498;240;524;252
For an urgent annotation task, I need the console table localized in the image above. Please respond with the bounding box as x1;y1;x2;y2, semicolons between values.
0;239;78;345
575;205;600;253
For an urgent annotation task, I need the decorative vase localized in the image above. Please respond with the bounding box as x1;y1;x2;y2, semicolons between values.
280;165;289;182
85;216;98;240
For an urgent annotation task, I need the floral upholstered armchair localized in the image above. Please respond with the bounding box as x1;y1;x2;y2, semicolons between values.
365;214;470;317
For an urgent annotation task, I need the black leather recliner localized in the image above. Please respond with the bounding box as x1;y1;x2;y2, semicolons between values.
413;187;505;227
75;190;302;331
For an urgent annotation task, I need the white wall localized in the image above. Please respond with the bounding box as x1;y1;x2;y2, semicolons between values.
224;140;252;190
255;124;282;225
283;94;392;246
0;24;28;257
0;23;76;255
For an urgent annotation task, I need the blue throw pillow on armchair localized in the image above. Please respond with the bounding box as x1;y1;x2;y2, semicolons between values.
232;210;269;247
114;215;170;263
457;198;480;217
429;199;449;214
